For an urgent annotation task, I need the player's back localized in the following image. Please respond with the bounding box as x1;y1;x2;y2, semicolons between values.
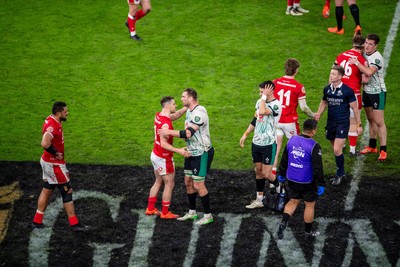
273;76;306;123
336;49;366;93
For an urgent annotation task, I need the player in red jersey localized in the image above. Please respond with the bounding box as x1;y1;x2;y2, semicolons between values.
272;58;315;177
146;96;190;219
125;0;151;41
31;101;90;232
334;35;367;156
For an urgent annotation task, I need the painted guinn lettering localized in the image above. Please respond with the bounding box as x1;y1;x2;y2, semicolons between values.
26;190;397;267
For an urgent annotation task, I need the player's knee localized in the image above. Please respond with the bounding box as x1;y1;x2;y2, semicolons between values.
61;192;73;203
255;167;263;176
184;178;193;187
59;183;73;203
333;149;342;156
145;7;151;14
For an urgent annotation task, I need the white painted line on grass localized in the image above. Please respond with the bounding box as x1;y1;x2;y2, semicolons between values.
345;0;400;211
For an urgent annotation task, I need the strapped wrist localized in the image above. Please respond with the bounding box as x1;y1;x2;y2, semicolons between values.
179;130;186;138
45;145;58;155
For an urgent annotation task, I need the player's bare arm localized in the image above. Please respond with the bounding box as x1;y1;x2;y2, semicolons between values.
41;132;63;160
240;123;255;148
314;100;328;121
160;132;191;158
158;123;199;139
299;98;315;117
170;106;188;121
348;57;377;77
350;101;363;135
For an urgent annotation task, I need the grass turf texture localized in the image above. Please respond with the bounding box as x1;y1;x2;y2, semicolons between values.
0;0;399;175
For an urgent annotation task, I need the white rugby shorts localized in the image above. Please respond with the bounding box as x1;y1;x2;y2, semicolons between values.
350;94;362;118
276;122;299;138
40;158;69;184
150;152;175;175
128;0;141;4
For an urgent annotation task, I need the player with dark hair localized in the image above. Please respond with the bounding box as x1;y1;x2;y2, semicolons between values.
31;101;90;231
125;0;151;41
240;81;282;209
315;66;362;186
159;88;214;225
272;58;315;177
277;119;325;239
146;96;190;219
348;33;388;161
333;35;367;157
327;0;362;35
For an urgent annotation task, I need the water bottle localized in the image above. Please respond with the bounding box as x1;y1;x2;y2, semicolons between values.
277;192;286;211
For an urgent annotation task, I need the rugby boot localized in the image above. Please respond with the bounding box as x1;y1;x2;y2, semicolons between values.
245;200;264;209
177;212;198;221
354;25;362;36
195;215;214;225
322;5;330;18
378;151;387;162
328;26;344;34
145;208;160;216
304;231;320;237
359;146;378;155
277;223;286;239
296;6;309;13
160;211;179;219
331;175;345;186
31;222;46;229
130;34;142;41
71;223;91;232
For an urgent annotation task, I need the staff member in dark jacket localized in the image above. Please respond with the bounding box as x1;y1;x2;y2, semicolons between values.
276;119;325;239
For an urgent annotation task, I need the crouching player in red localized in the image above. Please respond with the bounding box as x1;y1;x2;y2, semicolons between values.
32;101;90;232
146;96;190;219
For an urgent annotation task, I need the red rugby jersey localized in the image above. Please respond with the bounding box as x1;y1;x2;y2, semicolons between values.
41;115;65;164
336;49;367;94
152;112;174;159
273;76;306;123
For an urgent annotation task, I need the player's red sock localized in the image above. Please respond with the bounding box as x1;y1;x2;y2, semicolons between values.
348;132;358;151
127;14;136;33
325;0;331;7
33;210;44;224
68;215;79;226
287;0;294;7
162;201;170;215
147;196;157;210
134;9;147;21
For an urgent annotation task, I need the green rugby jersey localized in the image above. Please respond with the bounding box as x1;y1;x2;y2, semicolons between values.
252;98;282;146
184;105;212;157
